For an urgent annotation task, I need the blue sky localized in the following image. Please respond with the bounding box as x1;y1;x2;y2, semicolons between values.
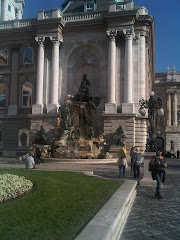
23;0;180;72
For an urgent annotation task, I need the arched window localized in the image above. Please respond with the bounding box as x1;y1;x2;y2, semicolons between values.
0;83;6;107
23;47;34;64
22;82;32;108
0;49;8;65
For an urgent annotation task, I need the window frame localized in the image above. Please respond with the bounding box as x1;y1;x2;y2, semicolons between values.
21;82;32;108
0;82;7;108
23;47;34;65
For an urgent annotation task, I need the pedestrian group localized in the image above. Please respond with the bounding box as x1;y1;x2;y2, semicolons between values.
118;144;142;184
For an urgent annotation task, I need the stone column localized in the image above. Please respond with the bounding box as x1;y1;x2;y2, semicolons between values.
139;34;146;100
8;45;20;116
47;35;61;114
105;30;117;114
167;92;171;127
2;0;8;21
32;36;45;115
173;92;177;127
122;29;135;113
17;8;22;19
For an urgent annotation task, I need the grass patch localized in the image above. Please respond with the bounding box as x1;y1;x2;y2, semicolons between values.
0;169;123;240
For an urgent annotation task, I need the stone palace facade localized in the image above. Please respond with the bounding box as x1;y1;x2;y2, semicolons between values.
0;0;155;156
154;66;180;152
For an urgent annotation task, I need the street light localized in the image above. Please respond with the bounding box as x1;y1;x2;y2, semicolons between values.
139;90;164;152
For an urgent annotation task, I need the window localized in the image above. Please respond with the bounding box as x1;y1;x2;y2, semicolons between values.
15;8;18;16
23;47;34;64
22;82;32;108
0;83;6;107
86;3;93;11
8;5;11;12
0;49;8;65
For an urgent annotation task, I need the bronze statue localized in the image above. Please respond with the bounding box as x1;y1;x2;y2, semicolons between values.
113;126;126;146
35;125;47;145
74;74;91;102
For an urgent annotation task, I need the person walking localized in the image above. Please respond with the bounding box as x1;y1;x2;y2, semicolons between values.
36;145;43;164
150;149;167;199
118;144;128;179
133;147;142;184
130;146;135;171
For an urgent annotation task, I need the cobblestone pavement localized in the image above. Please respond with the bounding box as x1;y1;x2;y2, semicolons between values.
120;158;180;240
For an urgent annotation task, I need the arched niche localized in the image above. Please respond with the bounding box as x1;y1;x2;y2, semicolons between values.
65;44;107;103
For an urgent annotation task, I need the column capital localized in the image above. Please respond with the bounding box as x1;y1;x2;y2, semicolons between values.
123;29;135;40
106;30;117;41
133;33;140;44
49;35;63;44
35;36;45;45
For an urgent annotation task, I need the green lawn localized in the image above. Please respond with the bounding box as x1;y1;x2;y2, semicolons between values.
0;169;123;240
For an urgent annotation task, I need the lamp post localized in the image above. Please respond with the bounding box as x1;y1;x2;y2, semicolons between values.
139;90;164;152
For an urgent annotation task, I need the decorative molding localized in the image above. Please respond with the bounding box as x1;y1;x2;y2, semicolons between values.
106;30;117;41
123;29;135;40
133;33;140;44
49;35;63;44
10;44;21;52
35;36;45;45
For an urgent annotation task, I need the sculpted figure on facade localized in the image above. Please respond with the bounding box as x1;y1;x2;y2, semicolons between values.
113;126;126;146
74;74;91;102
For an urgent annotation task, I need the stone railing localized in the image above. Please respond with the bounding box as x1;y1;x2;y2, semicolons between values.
38;8;62;20
0;19;33;29
62;12;102;22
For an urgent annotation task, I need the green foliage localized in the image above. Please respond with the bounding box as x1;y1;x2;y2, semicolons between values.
0;169;122;240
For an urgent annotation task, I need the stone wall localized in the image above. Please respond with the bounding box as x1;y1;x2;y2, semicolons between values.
102;113;148;152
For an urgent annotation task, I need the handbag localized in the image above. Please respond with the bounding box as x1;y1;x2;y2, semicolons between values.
122;158;126;166
117;157;127;167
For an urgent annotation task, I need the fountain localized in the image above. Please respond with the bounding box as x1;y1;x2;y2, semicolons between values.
51;74;106;159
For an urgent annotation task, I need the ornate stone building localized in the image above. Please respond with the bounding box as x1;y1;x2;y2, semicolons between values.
0;0;155;156
0;0;25;21
154;66;180;152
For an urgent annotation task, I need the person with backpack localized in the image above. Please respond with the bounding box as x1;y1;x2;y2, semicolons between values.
133;147;142;184
117;144;128;178
150;149;167;199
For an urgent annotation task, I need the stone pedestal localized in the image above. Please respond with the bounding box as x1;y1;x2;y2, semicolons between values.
141;152;156;186
47;104;59;114
32;104;44;115
122;102;134;114
105;103;117;114
8;105;18;116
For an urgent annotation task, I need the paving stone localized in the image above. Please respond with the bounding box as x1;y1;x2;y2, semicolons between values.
120;159;180;240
